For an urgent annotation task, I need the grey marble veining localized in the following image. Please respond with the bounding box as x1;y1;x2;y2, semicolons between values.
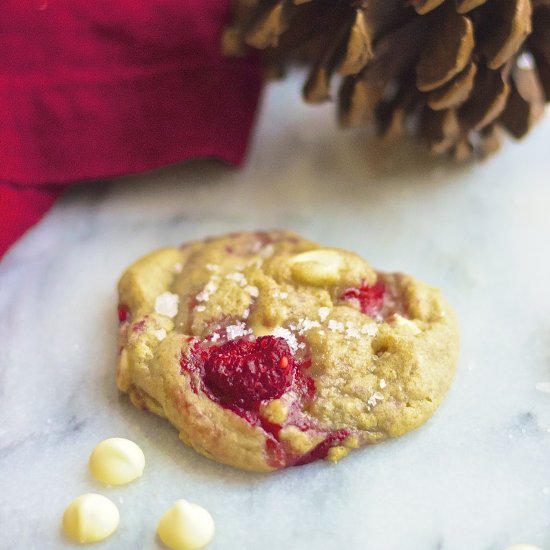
1;75;550;550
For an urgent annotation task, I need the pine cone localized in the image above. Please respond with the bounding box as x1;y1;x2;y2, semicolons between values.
223;0;550;160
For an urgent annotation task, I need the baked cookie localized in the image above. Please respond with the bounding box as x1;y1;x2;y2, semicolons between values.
117;231;459;472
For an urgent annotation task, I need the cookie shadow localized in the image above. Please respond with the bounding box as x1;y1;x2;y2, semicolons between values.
111;135;472;200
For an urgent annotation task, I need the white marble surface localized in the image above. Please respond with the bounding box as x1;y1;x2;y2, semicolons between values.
1;75;550;550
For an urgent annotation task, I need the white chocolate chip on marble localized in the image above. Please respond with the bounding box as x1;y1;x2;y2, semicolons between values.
157;500;215;550
289;249;344;286
155;292;180;318
89;438;145;486
62;493;120;544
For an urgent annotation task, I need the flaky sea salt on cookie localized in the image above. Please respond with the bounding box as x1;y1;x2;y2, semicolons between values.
116;231;459;472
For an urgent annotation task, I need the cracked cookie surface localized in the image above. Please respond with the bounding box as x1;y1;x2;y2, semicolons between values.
117;231;459;471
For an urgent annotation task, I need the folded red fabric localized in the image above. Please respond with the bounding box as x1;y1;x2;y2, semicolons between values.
0;0;262;258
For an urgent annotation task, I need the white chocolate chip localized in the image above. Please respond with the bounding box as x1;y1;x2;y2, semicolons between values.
379;379;387;389
157;500;215;550
89;438;145;486
174;263;183;274
62;493;119;544
155;292;179;318
289;249;344;286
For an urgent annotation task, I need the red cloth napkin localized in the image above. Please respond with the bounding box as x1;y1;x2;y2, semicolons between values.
0;0;262;259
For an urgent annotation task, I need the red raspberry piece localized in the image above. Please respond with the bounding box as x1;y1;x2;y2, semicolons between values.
341;281;385;317
202;337;295;409
118;305;129;322
293;429;350;466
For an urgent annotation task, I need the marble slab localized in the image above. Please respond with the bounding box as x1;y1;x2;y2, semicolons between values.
1;75;550;550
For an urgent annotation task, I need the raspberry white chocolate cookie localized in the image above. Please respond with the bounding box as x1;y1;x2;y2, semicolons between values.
117;231;459;472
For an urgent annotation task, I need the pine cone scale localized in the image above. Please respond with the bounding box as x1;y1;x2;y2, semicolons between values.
479;0;532;70
499;61;546;137
338;10;374;76
245;1;288;49
421;108;461;154
455;0;487;14
427;60;477;110
459;66;511;132
340;18;427;126
416;9;474;91
226;0;549;159
411;0;447;15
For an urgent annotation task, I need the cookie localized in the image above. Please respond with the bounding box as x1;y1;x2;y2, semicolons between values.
117;231;459;472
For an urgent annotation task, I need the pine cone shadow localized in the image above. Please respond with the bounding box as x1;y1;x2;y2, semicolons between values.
305;128;471;183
